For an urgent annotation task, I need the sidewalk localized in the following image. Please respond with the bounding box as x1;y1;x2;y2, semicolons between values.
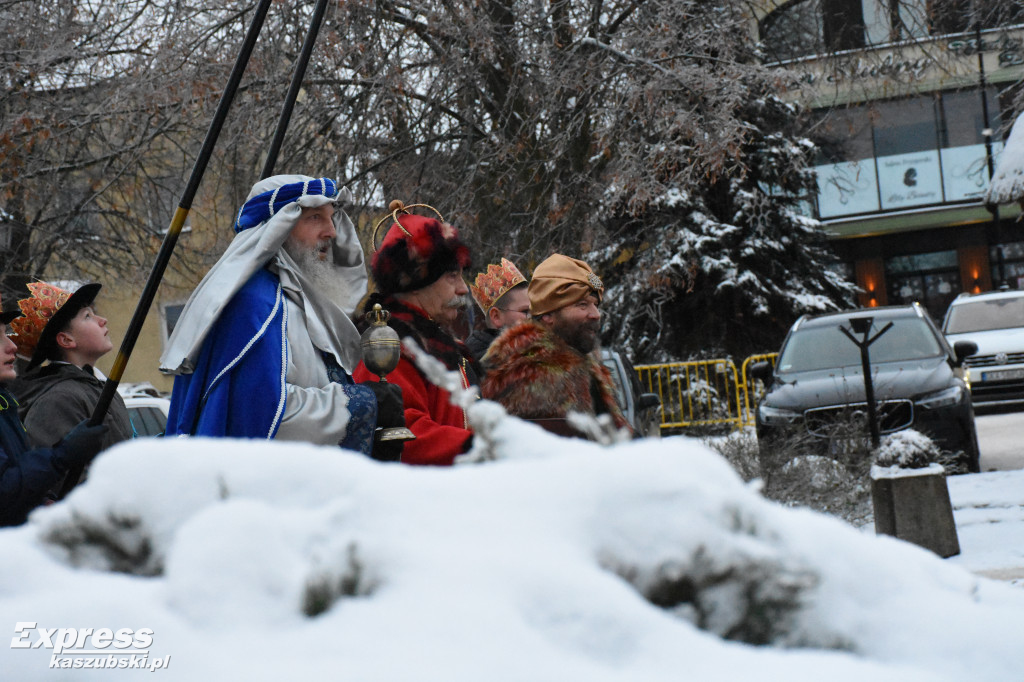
945;469;1024;585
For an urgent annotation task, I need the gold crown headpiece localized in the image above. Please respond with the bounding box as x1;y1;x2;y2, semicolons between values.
469;258;527;312
10;281;76;361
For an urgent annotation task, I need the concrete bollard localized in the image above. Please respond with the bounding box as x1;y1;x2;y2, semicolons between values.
870;464;960;558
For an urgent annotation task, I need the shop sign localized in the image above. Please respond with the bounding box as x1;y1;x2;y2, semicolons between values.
814;160;880;218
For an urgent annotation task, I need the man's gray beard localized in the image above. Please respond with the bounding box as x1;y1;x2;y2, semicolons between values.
444;295;470;311
283;238;348;303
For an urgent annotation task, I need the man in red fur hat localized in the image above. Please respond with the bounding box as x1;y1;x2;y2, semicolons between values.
352;201;479;465
481;254;630;438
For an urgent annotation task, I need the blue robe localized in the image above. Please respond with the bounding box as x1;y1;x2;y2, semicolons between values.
166;268;375;454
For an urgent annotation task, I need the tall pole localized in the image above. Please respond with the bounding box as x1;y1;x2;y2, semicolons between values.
58;0;277;499
261;0;331;180
977;23;1003;286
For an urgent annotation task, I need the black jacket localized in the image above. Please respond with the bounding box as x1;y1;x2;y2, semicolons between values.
464;327;499;365
0;387;78;526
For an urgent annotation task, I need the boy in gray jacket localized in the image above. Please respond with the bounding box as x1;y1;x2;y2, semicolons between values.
10;281;131;451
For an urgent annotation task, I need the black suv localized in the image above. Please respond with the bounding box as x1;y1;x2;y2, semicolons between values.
751;304;980;472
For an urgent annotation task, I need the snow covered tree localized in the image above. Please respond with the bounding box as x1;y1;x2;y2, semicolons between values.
0;0;859;361
596;94;858;362
299;0;856;361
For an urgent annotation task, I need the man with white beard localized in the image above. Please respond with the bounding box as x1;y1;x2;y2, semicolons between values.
160;175;403;460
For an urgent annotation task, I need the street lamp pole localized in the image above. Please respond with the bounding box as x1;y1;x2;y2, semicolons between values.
977;23;1003;286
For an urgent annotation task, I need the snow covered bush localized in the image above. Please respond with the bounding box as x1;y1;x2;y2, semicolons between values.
595;95;857;363
4;413;1024;680
874;430;942;470
708;426;954;528
706;428;873;526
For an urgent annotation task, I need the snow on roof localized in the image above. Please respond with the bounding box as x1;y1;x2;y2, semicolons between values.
2;410;1024;680
985;112;1024;205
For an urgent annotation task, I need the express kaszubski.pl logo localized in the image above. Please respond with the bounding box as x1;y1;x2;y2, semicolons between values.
11;622;171;671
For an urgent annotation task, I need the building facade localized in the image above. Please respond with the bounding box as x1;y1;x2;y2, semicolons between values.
750;1;1024;322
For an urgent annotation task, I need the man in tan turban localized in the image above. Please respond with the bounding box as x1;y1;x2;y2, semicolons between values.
481;254;630;438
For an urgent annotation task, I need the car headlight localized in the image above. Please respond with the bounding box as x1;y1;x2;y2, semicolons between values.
758;404;802;424
916;385;964;410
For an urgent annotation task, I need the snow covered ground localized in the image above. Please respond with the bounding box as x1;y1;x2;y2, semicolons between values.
948;470;1024;581
2;405;1024;681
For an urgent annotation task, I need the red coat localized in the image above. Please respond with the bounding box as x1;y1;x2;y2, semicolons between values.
353;356;472;466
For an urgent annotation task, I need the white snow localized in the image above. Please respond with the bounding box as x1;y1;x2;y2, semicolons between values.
985;112;1024;205
2;410;1024;681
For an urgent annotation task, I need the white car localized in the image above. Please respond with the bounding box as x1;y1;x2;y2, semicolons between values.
943;289;1024;407
117;383;170;437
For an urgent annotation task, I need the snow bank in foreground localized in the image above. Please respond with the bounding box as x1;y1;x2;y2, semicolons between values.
1;418;1022;681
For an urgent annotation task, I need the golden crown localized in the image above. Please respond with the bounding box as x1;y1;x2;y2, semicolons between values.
10;282;72;360
469;258;527;312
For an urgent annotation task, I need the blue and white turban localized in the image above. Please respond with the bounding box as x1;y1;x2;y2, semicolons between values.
234;177;338;233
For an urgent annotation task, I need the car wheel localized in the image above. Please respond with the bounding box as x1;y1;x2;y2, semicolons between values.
958;423;981;474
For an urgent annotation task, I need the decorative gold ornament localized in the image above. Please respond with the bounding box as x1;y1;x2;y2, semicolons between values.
359;304;415;443
371;199;445;250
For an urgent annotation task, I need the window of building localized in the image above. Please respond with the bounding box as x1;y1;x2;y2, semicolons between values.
926;0;972;35
938;88;997;148
814;107;875;163
812;106;879;217
761;0;826;62
886;250;961;320
939;87;1002;201
762;0;1024;64
761;0;891;61
991;243;1024;290
811;88;1005;217
872;96;939;157
822;0;866;51
162;302;185;344
927;0;1024;36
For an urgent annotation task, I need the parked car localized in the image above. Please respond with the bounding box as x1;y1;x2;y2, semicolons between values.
751;304;980;472
118;384;170;438
600;348;662;437
942;288;1024;407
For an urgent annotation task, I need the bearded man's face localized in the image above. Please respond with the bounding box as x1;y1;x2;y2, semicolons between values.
282;204;349;301
544;294;602;354
288;204;336;260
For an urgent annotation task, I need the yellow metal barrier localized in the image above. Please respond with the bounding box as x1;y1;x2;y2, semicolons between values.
739;353;778;427
635;353;778;432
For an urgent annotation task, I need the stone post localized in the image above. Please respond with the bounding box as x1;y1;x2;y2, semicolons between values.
870;464;960;558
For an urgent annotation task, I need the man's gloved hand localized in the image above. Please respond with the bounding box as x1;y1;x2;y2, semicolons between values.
54;420;109;469
361;381;405;462
365;381;405;429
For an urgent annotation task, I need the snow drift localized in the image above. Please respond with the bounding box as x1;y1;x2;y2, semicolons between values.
1;409;1023;681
